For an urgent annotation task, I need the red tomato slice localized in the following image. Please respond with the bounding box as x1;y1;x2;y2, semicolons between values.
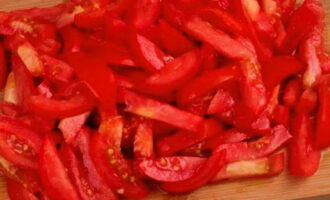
91;128;149;198
282;78;303;108
129;0;161;30
41;55;74;85
315;75;330;149
0;117;42;169
40;134;81;200
157;19;194;56
59;112;90;143
130;33;166;72
28;93;95;119
138;156;206;182
157;118;224;156
217;125;291;163
184;16;254;59
134;119;154;158
0;43;7;89
6;178;38;200
118;88;204;132
73;128;117;200
160;150;226;194
289;111;320;176
212;152;285;182
177;65;239;106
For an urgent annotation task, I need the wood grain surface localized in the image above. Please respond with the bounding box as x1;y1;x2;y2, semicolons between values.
0;0;329;200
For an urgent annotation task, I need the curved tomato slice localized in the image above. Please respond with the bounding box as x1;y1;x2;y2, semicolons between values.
59;112;90;143
134;119;154;158
217;125;291;163
91;120;149;199
40;134;81;200
160;150;226;194
28;93;95;119
138;156;206;182
0;117;42;169
61;144;117;200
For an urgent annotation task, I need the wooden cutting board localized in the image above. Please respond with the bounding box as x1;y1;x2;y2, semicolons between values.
0;0;329;199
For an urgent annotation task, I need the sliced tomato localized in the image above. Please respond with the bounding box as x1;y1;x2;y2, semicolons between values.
289;111;320;176
202;129;250;150
157;19;194;56
207;89;236;115
0;117;42;169
177;65;239;106
91;129;149;198
239;60;267;115
134;119;154;158
160;1;186;29
272;104;290;127
197;7;244;35
60;26;83;54
65;52;116;114
212;152;285;182
282;78;303;108
160;150;226;194
184;16;254;59
130;33;167;72
40;134;81;200
143;49;200;92
12;55;36;109
315;75;330;149
129;0;161;30
59;112;90;143
74;8;106;29
157;118;224;156
138;156;206;182
3;72;18;105
261;56;305;89
118;88;204;132
217;125;291;162
0;43;7;89
99;116;124;149
104;15;129;45
28;92;95;119
73;128;117;200
42;55;74;85
6;178;38;200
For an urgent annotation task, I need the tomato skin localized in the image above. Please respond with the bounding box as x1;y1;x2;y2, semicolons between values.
138;156;206;182
160;150;226;194
40;134;81;200
6;178;38;200
119;88;204;133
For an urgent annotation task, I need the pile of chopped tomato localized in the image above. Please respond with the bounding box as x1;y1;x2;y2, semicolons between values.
0;0;328;199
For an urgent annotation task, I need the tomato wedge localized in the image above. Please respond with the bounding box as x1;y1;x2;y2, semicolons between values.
129;0;161;30
91;126;149;198
40;134;81;200
119;88;204;132
138;156;206;182
177;65;239;106
212;152;285;182
134;119;154;158
59;112;90;143
160;150;226;194
0;43;7;89
0;117;42;169
184;16;254;59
